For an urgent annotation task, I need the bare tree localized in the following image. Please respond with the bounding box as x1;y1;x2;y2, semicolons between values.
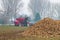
29;0;42;21
1;0;21;24
29;0;60;20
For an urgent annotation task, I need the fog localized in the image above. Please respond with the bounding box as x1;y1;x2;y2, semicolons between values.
0;0;60;24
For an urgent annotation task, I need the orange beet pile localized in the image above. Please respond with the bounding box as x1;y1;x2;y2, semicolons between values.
22;18;60;37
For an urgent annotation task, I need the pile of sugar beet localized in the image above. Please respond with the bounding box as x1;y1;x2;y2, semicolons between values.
22;18;60;37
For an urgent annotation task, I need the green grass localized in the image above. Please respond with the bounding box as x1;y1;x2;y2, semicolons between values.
0;25;28;31
0;25;28;35
20;37;60;40
6;36;60;40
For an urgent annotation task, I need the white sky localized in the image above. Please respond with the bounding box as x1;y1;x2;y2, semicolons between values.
22;0;30;7
0;0;32;17
0;0;3;10
21;0;60;17
18;0;32;17
49;0;60;4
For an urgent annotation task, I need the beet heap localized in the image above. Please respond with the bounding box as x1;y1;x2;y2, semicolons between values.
22;18;60;37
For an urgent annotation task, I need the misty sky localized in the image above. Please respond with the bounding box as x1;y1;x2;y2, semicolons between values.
0;0;60;18
0;0;32;17
49;0;60;3
17;0;32;17
0;0;3;10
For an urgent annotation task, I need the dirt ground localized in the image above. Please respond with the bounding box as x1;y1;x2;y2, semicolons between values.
0;30;24;40
0;26;28;40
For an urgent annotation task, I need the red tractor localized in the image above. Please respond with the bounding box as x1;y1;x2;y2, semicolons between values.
14;19;19;26
14;17;28;26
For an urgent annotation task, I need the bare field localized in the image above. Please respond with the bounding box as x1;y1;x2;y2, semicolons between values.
0;25;28;40
0;25;60;40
